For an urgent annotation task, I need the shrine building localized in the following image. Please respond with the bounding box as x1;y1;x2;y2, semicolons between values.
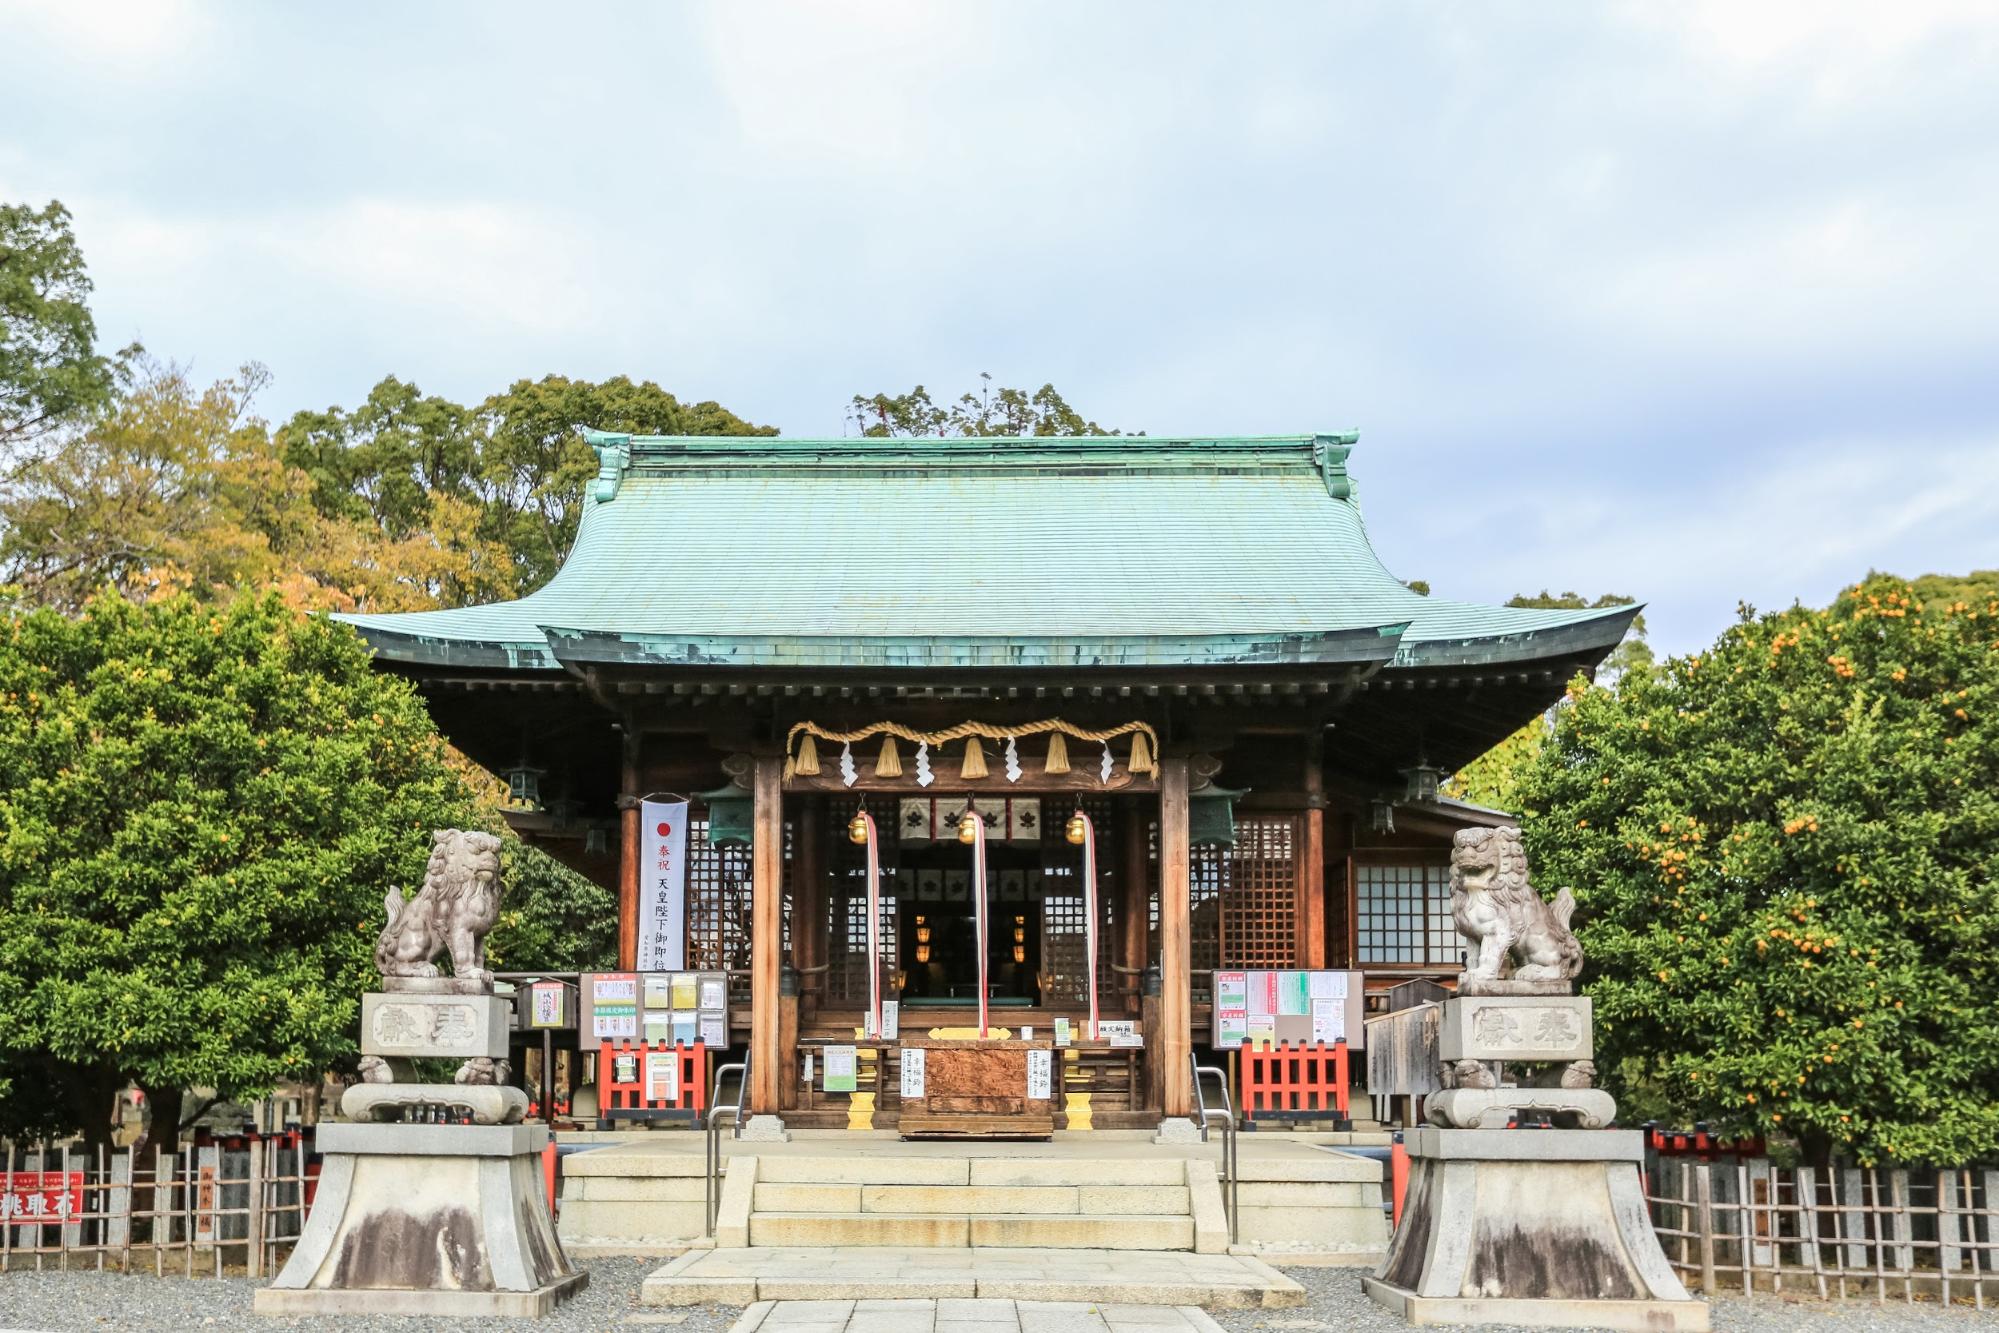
337;432;1634;1127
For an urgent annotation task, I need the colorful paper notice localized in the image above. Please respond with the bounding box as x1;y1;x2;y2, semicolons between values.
672;1014;698;1047
643;1015;673;1043
1309;971;1348;1000
645;1050;679;1101
1214;971;1248;1009
529;981;565;1028
697;1014;724;1047
823;1045;858;1093
1245;1017;1277;1048
1250;973;1277;1019
1217;1014;1249;1048
1053;1017;1072;1047
643;975;672;1010
1277;971;1311;1016
672;974;699;1009
594;976;637;1003
699;977;726;1011
900;1047;926;1098
1311;997;1344;1044
1027;1048;1053;1101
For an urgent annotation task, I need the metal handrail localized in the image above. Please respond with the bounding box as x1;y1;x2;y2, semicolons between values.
1190;1056;1238;1245
704;1058;748;1237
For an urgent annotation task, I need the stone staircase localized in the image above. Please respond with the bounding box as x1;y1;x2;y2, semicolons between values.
741;1155;1212;1251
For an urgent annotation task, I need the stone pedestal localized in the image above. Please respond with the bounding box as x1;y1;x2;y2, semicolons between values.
254;1123;585;1318
1364;1128;1707;1332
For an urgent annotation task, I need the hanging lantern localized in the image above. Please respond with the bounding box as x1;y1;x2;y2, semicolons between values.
917;925;932;945
1065;810;1088;845
1402;761;1446;804
915;944;931;965
1370;799;1397;834
1012;926;1026;945
584;826;609;855
503;763;544;810
848;810;871;844
958;807;981;844
1012;945;1026;964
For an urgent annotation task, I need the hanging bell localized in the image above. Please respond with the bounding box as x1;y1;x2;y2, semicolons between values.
848;810;870;845
958;807;981;844
1065;811;1088;846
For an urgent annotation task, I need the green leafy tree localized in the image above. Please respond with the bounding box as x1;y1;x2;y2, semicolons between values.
0;593;483;1147
1516;574;1999;1165
277;376;485;540
1445;592;1649;811
477;375;774;594
486;841;618;973
848;373;1126;438
1;200;121;448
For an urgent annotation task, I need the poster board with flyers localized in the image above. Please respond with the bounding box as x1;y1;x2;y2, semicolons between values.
582;970;730;1049
1210;970;1366;1050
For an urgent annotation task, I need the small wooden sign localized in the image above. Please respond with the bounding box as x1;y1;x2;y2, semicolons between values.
895;1036;1055;1139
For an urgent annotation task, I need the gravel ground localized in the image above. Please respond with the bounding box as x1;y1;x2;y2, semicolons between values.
5;1260;1999;1333
1218;1266;1999;1333
0;1256;736;1332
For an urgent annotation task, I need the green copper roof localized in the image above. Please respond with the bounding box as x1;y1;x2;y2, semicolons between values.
335;433;1635;672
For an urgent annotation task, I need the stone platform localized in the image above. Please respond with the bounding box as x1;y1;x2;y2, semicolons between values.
646;1245;1304;1310
1365;1127;1709;1332
254;1122;584;1318
729;1298;1228;1332
559;1129;1388;1264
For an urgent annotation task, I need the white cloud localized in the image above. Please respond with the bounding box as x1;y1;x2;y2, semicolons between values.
0;0;214;71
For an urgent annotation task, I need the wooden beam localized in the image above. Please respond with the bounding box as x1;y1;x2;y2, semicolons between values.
1158;755;1192;1119
1302;732;1328;969
749;753;784;1115
617;732;641;970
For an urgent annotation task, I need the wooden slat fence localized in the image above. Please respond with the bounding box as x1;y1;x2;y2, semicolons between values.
0;1136;308;1278
1647;1157;1998;1304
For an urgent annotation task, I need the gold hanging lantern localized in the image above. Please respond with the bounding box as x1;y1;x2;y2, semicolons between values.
848;810;870;844
957;807;981;844
1065;811;1088;845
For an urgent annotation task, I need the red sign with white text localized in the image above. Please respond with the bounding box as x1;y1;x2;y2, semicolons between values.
1;1171;83;1225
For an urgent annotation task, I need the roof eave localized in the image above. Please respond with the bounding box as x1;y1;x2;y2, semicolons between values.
1391;604;1642;671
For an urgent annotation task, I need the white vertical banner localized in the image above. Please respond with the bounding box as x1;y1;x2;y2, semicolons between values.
638;798;689;970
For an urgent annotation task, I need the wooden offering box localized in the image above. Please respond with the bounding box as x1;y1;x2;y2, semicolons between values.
897;1036;1056;1139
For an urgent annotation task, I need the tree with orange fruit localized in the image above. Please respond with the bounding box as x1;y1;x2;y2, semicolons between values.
1517;573;1998;1166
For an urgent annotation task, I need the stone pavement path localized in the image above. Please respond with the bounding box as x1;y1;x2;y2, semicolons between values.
729;1298;1226;1333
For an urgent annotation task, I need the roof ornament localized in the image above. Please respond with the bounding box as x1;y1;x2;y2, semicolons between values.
1312;431;1361;501
586;430;633;502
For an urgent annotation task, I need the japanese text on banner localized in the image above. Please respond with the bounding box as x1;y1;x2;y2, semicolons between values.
638;799;689;971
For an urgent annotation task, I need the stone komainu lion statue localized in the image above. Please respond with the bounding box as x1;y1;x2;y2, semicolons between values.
1450;826;1582;984
374;829;504;985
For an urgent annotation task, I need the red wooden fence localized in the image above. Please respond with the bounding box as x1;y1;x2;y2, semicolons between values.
596;1041;710;1122
1239;1040;1350;1125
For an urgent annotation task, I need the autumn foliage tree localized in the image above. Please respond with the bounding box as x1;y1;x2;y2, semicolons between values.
0;593;483;1145
1517;575;1999;1165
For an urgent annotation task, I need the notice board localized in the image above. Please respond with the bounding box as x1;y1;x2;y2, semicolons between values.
581;970;730;1047
1211;969;1366;1050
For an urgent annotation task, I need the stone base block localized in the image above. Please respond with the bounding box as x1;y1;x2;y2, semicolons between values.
1363;1277;1708;1332
739;1115;791;1142
1151;1117;1205;1144
1370;1129;1702;1329
1439;994;1593;1063
253;1271;586;1318
1426;1087;1617;1130
257;1121;581;1316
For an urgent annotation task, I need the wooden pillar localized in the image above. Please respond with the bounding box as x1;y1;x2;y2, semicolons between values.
1302;732;1328;969
1158;755;1192;1118
748;753;784;1115
616;732;641;971
1120;807;1149;1018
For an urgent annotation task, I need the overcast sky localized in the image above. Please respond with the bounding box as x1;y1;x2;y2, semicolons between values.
4;1;1995;655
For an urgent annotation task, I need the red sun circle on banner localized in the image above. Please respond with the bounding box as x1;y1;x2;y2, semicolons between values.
656;822;672;837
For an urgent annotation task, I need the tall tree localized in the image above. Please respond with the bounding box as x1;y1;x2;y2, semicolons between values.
0;201;121;449
1516;574;1999;1166
848;373;1126;438
0;593;484;1147
478;375;774;594
1445;592;1650;810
